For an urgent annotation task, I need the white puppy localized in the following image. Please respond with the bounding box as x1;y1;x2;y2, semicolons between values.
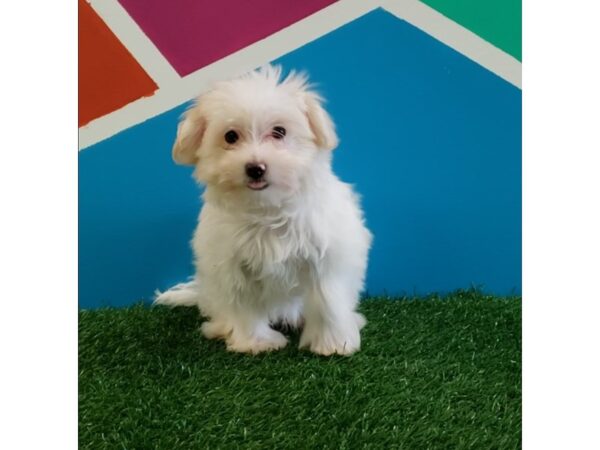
155;66;372;355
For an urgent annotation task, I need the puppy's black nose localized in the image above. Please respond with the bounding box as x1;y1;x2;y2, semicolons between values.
245;163;266;180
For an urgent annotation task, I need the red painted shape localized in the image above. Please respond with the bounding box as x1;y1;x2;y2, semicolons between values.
79;0;158;127
118;0;337;76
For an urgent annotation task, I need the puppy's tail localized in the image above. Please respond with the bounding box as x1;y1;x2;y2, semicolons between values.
154;280;200;308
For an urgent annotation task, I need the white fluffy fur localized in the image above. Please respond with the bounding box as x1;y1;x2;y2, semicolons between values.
155;66;372;355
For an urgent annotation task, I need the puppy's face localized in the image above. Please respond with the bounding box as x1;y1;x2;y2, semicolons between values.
172;66;338;202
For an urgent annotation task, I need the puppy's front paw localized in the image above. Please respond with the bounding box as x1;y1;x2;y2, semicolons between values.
200;320;232;340
299;321;362;356
226;328;288;354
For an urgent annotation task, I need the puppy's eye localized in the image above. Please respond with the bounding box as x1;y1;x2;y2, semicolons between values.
272;126;286;140
224;130;239;144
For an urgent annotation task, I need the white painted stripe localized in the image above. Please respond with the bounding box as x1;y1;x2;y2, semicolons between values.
79;0;380;150
79;0;522;150
381;0;521;88
87;0;180;87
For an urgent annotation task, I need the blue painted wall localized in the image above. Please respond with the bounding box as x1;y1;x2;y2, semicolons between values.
79;9;521;308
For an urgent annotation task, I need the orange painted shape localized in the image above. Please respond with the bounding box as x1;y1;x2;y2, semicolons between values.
79;0;158;127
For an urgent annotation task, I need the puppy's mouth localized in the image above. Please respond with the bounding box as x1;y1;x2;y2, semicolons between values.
247;179;269;191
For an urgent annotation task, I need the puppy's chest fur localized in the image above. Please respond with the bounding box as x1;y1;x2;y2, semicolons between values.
234;215;323;288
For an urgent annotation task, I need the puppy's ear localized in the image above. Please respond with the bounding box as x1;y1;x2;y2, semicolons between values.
172;107;206;165
304;92;339;151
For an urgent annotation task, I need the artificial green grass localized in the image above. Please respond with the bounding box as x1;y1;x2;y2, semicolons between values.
79;291;521;449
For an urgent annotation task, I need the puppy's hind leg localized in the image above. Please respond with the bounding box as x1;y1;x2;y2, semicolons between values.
154;280;200;307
